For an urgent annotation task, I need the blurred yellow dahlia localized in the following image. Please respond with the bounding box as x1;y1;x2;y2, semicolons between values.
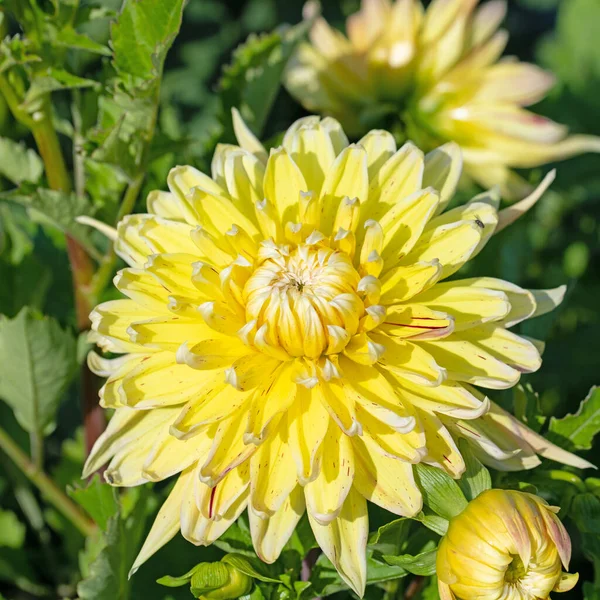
284;0;600;198
83;112;592;596
437;489;579;600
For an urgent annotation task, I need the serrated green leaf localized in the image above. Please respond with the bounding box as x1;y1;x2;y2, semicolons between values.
513;384;546;434
22;68;98;109
156;564;199;588
111;0;186;81
0;308;77;434
548;386;600;451
77;491;150;600
383;549;437;576
457;440;491;502
219;19;311;137
1;186;96;252
414;464;467;520
0;138;43;185
368;518;410;556
69;475;119;531
221;554;281;585
55;28;111;56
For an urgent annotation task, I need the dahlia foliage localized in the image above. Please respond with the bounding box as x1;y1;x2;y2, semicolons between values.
284;0;600;197
84;113;591;594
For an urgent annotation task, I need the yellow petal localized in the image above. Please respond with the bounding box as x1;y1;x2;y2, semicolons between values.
305;423;354;524
366;142;425;222
424;143;463;215
83;407;178;477
309;487;368;597
288;385;330;484
199;462;250;520
264;146;307;224
138;216;199;256
382;304;454;340
200;410;258;486
399;220;482;280
121;352;224;409
379;188;440;264
442;277;536;327
418;409;465;477
244;362;298;444
90;299;159;353
223;149;266;209
249;485;305;563
232;107;267;160
320;145;368;235
142;425;215;482
170;378;251;440
459;325;542;374
181;464;249;545
130;466;193;576
353;435;422;516
410;280;510;331
357;129;396;180
380;260;442;305
250;419;298;517
316;381;362;436
419;337;520;389
128;315;217;351
372;332;446;386
282;117;339;195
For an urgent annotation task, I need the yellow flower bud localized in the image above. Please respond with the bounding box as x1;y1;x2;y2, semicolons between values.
436;489;579;600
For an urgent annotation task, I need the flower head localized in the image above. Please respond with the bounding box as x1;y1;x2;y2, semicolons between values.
83;112;592;596
284;0;600;197
437;489;579;600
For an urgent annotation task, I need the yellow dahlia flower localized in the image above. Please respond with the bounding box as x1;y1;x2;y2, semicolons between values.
284;0;600;197
83;112;592;596
437;489;579;600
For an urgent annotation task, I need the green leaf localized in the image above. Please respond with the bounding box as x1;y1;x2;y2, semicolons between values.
221;554;281;585
0;510;26;549
414;511;449;536
368;518;410;556
22;68;98;109
383;549;437;576
219;19;311;137
0;308;77;435
1;186;96;253
0;138;43;185
69;475;119;531
157;564;199;588
414;464;468;520
584;582;600;600
214;517;255;556
111;0;186;81
77;491;151;600
457;440;492;502
513;384;546;434
55;28;112;56
571;493;600;534
548;386;600;451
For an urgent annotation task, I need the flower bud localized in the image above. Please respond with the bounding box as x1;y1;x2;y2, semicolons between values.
190;562;252;600
437;489;578;600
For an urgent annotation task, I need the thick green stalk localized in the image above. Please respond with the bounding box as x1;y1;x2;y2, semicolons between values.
0;426;96;537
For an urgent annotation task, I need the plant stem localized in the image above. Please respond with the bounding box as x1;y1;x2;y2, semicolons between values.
0;426;95;537
28;99;105;454
404;576;425;600
29;430;44;471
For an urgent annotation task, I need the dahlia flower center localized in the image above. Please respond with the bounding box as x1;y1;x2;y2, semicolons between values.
243;242;365;359
505;555;527;584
